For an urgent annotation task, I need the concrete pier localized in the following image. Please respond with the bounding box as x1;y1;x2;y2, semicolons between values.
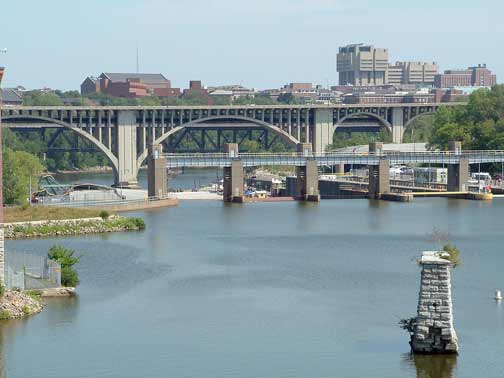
147;144;168;198
447;141;469;192
296;143;320;201
411;251;459;354
223;144;244;203
368;143;390;199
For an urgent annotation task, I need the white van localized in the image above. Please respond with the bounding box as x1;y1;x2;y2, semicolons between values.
471;172;492;181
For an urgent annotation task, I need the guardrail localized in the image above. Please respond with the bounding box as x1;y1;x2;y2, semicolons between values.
162;150;504;167
36;194;175;208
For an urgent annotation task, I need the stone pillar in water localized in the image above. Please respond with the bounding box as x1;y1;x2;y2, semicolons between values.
411;251;459;354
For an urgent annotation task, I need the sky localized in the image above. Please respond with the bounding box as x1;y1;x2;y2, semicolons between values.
1;0;503;90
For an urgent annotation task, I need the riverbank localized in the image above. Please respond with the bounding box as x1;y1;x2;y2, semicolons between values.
0;290;44;320
5;216;146;239
5;206;104;223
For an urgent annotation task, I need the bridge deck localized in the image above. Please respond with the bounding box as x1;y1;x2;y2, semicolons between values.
163;151;504;168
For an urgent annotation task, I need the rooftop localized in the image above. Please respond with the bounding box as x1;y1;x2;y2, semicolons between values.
101;73;169;84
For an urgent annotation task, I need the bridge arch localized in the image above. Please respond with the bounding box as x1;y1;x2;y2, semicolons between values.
336;112;392;132
137;115;300;168
403;110;437;130
2;114;119;173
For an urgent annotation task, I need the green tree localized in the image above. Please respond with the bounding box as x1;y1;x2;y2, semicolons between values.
23;91;64;106
3;148;44;204
48;245;81;287
277;93;297;104
429;85;504;153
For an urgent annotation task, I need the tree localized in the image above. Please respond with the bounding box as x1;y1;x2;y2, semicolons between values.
3;148;44;204
427;227;461;268
22;91;64;106
277;93;296;104
429;85;504;153
48;245;81;287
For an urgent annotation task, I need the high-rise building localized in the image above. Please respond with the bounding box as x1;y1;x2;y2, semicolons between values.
337;44;439;86
337;44;389;86
400;62;439;85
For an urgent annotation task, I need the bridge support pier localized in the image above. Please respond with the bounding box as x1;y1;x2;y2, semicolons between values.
114;111;140;188
368;143;390;199
296;143;320;201
392;107;405;144
313;108;336;153
223;143;244;203
335;163;345;175
147;144;168;198
447;141;469;192
223;161;244;203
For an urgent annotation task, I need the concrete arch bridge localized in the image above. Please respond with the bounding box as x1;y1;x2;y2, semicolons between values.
1;103;461;186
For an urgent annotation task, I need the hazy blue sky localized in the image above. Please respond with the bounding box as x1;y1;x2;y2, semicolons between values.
1;0;502;90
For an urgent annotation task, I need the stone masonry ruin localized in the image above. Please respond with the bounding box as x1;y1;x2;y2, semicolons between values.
411;251;459;354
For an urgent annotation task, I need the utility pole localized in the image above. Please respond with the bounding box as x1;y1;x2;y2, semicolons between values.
136;44;140;73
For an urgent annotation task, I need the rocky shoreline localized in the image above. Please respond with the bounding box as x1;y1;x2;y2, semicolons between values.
0;290;44;320
5;216;146;239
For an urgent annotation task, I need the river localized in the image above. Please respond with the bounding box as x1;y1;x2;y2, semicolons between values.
2;187;504;377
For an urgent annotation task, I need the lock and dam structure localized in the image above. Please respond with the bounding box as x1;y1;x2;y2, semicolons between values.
2;103;460;188
4;104;504;203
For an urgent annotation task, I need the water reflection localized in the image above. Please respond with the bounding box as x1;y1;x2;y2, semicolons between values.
404;353;458;378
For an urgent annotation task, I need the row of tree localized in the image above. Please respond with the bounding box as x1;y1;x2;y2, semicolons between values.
22;89;303;107
428;85;504;150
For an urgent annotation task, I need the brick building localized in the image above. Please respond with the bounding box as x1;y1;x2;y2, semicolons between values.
181;81;213;105
81;73;179;98
434;64;497;88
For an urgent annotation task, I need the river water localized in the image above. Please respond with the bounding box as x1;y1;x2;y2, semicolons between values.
2;181;504;377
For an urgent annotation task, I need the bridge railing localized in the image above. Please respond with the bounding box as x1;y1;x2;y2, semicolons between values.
164;150;504;158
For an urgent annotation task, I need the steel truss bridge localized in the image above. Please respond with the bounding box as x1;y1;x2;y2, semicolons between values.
1;103;463;186
163;151;504;168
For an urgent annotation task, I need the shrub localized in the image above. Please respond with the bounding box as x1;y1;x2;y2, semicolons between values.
0;310;11;321
60;266;80;287
99;210;110;220
132;218;146;230
25;290;42;302
442;244;461;268
399;317;417;335
21;306;31;316
0;283;5;298
48;245;81;287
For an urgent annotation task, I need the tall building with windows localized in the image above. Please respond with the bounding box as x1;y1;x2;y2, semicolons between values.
337;44;439;86
337;44;389;86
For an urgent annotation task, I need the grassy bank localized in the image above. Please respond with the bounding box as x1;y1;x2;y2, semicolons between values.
5;206;103;223
5;216;146;239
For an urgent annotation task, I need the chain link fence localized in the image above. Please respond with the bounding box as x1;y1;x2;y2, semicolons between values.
4;251;61;290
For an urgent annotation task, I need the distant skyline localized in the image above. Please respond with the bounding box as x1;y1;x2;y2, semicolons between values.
1;0;502;90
